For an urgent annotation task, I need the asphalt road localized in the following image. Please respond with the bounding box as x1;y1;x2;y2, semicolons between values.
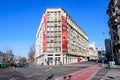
14;61;96;80
0;61;98;80
0;68;28;80
1;61;120;80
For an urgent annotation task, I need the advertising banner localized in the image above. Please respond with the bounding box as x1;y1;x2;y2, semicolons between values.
43;14;47;52
61;16;68;53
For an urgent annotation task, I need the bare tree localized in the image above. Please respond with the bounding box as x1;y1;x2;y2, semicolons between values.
0;51;4;63
4;49;14;63
28;44;35;63
3;49;14;63
19;57;27;62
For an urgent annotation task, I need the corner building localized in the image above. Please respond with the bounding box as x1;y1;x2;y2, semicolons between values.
36;8;89;65
107;0;120;64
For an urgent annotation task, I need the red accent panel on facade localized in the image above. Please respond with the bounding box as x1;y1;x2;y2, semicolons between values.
77;57;81;62
61;16;68;53
43;14;47;52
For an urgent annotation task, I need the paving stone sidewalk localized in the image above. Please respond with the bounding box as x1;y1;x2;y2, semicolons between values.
91;65;120;80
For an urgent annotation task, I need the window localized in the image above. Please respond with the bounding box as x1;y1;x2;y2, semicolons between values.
116;35;119;40
48;54;53;56
55;54;60;56
55;12;57;16
112;8;115;12
118;6;120;9
47;36;50;38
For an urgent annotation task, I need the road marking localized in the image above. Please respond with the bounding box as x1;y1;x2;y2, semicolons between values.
10;77;19;80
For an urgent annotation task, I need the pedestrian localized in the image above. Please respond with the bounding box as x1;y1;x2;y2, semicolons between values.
45;58;48;65
47;59;50;65
55;58;57;65
96;59;98;63
100;59;104;67
96;59;98;65
102;59;104;65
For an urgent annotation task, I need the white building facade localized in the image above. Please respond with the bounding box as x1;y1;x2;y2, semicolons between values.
89;42;99;60
35;8;89;65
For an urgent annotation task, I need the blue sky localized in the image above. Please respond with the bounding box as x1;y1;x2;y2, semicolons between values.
0;0;109;57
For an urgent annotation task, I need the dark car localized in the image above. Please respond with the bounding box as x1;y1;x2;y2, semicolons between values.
10;62;18;67
17;62;25;67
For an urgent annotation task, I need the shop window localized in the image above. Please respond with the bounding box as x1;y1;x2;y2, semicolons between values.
48;57;53;63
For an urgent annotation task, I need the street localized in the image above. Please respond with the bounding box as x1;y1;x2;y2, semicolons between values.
0;61;95;80
14;61;96;80
0;61;120;80
0;68;28;80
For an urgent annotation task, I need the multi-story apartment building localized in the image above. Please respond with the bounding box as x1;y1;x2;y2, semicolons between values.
107;0;120;64
35;8;89;65
89;42;99;60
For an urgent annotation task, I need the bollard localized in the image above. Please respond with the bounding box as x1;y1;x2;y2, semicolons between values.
63;75;72;80
63;76;67;80
68;75;72;80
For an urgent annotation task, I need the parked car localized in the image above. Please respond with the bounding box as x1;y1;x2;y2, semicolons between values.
10;62;18;67
0;62;11;68
17;62;25;67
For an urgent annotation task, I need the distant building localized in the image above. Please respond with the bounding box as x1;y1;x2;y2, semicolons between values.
35;8;89;65
98;50;107;63
105;39;111;54
105;39;115;61
0;52;4;63
89;42;99;60
98;50;105;58
107;0;120;64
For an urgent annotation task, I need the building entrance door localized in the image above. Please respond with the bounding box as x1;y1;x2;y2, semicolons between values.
55;57;61;65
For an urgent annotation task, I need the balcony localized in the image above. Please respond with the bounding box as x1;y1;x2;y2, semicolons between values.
113;40;120;45
115;0;120;6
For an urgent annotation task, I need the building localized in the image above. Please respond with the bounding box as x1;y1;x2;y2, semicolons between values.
107;0;120;64
0;52;4;63
35;8;89;65
105;39;111;54
105;39;113;61
89;42;99;60
98;50;106;63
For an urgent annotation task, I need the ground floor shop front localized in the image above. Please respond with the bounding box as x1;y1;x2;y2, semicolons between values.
36;53;88;65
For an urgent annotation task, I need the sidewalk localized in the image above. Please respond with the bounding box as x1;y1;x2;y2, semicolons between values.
91;65;120;80
101;69;120;80
56;65;106;80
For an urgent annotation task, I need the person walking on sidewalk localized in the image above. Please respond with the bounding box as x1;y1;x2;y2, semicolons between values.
96;59;99;66
100;59;104;67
